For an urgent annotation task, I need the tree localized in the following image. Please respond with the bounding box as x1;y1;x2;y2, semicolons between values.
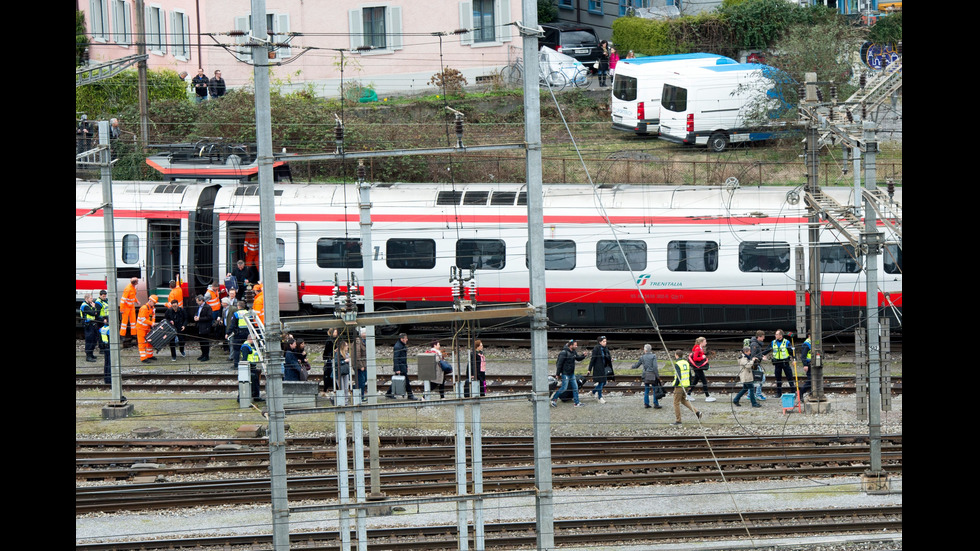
76;10;90;67
770;14;863;107
539;0;558;24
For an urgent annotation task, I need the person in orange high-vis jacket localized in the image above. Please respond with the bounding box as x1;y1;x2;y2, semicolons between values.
244;230;259;268
205;283;221;313
136;295;159;362
168;279;183;307
119;277;139;343
251;283;265;325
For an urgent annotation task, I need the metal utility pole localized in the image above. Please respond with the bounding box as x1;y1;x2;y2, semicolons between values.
135;0;149;147
250;0;290;547
803;73;825;410
98;122;127;412
519;1;555;548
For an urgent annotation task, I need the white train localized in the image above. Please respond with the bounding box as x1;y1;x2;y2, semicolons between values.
75;179;902;332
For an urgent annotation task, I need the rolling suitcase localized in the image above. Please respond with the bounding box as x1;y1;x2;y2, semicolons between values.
147;321;177;351
390;375;407;397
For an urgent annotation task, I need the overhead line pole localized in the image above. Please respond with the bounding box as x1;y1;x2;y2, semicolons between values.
250;0;290;548
517;1;556;548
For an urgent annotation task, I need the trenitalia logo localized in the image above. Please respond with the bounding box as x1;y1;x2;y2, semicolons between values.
636;275;682;287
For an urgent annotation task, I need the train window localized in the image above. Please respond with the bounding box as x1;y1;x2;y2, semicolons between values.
387;239;437;269
883;244;902;274
122;234;139;264
490;192;516;205
819;243;861;273
667;241;718;272
738;241;790;272
526;240;576;270
517;192;527;205
596;240;646;271
276;238;285;268
463;191;489;205
316;238;363;268
437;191;463;205
456;239;506;270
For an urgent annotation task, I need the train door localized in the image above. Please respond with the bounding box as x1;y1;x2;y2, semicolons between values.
276;222;299;312
147;220;181;299
226;223;258;274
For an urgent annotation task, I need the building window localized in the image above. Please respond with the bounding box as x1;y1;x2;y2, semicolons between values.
146;5;167;54
597;240;646;271
472;0;495;43
387;239;437;270
349;6;402;52
363;7;387;49
316;238;363;268
234;13;292;61
456;239;506;270
527;240;576;271
588;0;603;15
667;241;718;272
172;10;191;59
738;242;790;273
90;0;110;41
111;0;131;45
559;0;573;9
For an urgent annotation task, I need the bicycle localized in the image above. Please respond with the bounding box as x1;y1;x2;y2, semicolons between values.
499;56;568;92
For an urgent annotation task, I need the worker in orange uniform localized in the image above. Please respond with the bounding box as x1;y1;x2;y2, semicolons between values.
119;277;139;346
205;283;221;314
168;279;183;307
136;295;159;362
244;230;260;268
251;283;265;326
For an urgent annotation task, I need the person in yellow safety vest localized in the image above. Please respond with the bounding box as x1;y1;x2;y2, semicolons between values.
80;294;100;362
119;277;139;343
671;350;702;426
770;329;795;396
95;289;110;321
136;295;159;362
100;318;112;384
251;283;265;325
240;335;264;402
244;230;259;268
800;333;813;396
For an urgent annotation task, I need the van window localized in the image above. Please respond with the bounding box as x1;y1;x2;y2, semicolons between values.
613;75;637;102
661;84;687;113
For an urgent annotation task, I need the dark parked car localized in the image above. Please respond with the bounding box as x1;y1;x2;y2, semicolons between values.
540;24;600;67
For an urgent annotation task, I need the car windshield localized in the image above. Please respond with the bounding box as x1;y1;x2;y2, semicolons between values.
561;31;596;46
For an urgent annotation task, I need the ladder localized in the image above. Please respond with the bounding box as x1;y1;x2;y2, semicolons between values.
862;187;903;241
804;189;864;247
244;312;268;362
843;57;903;123
75;54;148;87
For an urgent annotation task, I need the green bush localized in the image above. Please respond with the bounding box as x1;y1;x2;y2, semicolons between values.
75;69;189;119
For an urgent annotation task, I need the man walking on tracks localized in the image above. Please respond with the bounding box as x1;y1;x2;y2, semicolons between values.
551;339;589;408
385;333;418;400
136;295;159;363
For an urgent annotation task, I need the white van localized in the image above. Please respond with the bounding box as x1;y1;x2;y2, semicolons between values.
611;53;737;135
657;63;791;152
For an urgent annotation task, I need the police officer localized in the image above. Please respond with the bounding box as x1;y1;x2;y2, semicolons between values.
228;301;251;372
240;335;264;402
771;329;795;396
80;294;100;362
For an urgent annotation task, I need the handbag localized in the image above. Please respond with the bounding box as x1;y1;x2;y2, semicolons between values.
653;383;666;400
593;61;599;69
440;359;453;374
603;366;614;377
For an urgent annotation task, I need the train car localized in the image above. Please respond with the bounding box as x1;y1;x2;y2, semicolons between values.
76;180;902;332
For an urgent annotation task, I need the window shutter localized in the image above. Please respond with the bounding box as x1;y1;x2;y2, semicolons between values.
276;13;291;58
498;0;511;42
388;6;402;51
459;2;473;46
349;9;364;50
234;16;251;61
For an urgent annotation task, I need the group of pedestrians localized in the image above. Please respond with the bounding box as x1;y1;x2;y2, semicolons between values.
189;67;227;103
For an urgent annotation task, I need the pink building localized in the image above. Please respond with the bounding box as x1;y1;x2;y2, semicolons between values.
79;0;523;97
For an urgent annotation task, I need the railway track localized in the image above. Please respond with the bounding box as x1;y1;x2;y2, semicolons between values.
76;435;902;514
75;372;901;394
76;506;902;550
